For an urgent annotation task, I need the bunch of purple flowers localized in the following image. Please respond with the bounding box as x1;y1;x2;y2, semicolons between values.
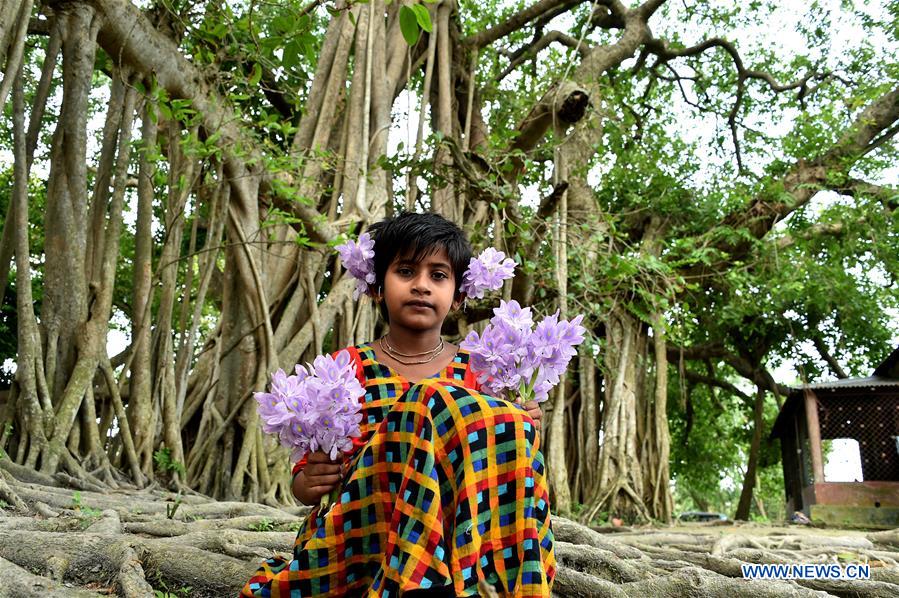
254;351;364;463
460;247;517;299
461;300;586;403
335;232;375;299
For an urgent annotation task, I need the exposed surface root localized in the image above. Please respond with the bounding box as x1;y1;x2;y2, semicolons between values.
0;468;897;596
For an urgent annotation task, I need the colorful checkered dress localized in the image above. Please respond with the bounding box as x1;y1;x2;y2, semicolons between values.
241;344;555;597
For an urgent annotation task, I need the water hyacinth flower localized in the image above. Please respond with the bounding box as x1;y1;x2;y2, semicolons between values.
461;300;586;404
336;232;376;299
254;351;364;464
335;236;517;302
460;248;517;299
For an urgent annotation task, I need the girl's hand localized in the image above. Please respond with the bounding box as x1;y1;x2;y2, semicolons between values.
292;451;344;505
522;400;542;431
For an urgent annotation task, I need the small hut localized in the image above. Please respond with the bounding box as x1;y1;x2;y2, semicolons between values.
771;346;899;528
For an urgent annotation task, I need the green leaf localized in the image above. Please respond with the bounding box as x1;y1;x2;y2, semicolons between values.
209;22;228;40
282;41;302;70
399;6;420;46
272;15;294;34
249;63;262;87
411;4;432;33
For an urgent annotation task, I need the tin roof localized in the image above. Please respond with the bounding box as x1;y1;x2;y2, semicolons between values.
790;345;899;391
796;376;899;390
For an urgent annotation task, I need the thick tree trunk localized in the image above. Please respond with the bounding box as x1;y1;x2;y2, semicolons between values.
10;66;49;470
0;0;32;109
129;105;157;474
0;0;27;64
431;1;459;220
643;312;673;522
576;350;599;503
40;4;101;473
735;385;766;520
152;122;195;482
174;173;227;419
546;141;572;515
589;309;651;522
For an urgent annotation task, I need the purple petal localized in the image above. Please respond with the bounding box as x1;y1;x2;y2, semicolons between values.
336;233;376;298
460;248;516;298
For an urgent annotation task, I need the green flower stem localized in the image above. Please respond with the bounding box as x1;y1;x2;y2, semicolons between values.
318;486;340;513
516;370;540;405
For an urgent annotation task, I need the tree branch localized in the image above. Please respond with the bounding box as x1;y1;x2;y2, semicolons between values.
774;179;895;249
442;137;515;205
636;0;668;19
463;0;587;48
723;354;791;399
775;221;850;250
643;36;829;172
666;344;790;401
255;64;299;120
510;81;591;162
811;337;847;379
862;121;899;156
824;87;899;162
665;343;728;361
681;370;751;402
644;37;823;92
588;4;625;29
27;17;51;35
537;182;570;219
834;178;898;209
497;30;589;81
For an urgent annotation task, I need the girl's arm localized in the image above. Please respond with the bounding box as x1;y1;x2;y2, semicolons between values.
292;451;343;505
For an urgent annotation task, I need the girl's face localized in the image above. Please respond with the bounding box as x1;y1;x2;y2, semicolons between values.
381;246;459;331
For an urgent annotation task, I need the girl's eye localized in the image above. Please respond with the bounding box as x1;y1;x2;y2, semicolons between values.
397;268;413;276
432;272;448;280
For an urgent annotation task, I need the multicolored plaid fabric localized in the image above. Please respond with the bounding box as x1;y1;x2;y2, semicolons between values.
241;344;555;597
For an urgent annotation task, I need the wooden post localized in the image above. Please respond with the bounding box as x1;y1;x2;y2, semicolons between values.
804;390;825;483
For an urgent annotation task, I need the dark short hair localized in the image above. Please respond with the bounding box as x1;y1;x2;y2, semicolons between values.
367;212;472;317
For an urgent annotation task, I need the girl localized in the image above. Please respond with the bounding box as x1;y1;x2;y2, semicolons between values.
241;212;555;597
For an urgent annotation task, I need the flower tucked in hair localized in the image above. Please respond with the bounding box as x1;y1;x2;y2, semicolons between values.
254;351;364;462
460;248;517;299
461;300;586;403
336;230;514;301
336;233;376;299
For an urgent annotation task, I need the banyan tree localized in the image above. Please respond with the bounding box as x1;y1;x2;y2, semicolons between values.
1;0;897;525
